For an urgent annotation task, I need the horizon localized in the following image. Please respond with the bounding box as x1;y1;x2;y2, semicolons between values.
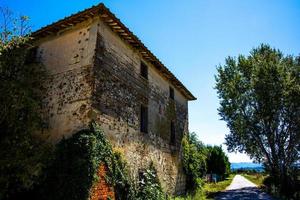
2;0;300;163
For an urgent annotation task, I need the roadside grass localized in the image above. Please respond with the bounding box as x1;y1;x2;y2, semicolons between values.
172;174;234;200
204;174;234;199
242;173;266;187
242;173;287;200
172;188;206;200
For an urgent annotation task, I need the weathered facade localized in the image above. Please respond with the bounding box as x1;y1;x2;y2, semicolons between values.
34;4;196;195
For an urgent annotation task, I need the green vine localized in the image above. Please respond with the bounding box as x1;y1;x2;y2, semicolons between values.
39;122;134;200
136;162;165;200
38;122;167;200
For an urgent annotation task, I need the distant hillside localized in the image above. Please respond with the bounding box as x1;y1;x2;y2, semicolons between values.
231;162;264;172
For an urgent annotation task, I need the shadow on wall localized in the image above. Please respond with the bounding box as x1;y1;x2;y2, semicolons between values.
174;168;186;195
215;187;276;200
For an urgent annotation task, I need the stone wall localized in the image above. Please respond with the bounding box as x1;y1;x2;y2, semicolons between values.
36;16;189;195
91;20;188;194
36;19;98;142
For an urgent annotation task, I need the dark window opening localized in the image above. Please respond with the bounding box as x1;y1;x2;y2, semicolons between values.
169;87;174;100
170;121;175;145
140;105;148;133
140;62;148;79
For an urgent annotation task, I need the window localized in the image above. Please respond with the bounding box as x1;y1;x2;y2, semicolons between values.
140;62;148;79
170;121;175;145
140;105;148;133
169;87;174;100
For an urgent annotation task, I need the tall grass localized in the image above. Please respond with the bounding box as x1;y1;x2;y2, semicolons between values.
242;173;266;187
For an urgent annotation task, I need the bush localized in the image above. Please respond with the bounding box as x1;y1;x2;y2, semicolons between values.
182;133;207;191
136;162;165;200
39;122;134;200
263;173;300;200
0;9;52;199
37;122;167;200
181;133;231;197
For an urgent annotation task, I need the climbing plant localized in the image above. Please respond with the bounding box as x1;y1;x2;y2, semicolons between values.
38;122;169;200
40;122;135;200
136;162;165;200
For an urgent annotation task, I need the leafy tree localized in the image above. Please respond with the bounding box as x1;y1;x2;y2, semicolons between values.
0;7;51;199
182;133;207;191
206;145;230;179
215;44;300;196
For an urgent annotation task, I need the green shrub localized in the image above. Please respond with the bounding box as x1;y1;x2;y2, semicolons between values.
263;173;300;200
38;122;168;200
182;133;207;191
0;9;52;199
136;162;165;200
39;122;134;200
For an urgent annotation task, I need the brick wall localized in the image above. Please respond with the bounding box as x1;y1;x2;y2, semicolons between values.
90;164;115;200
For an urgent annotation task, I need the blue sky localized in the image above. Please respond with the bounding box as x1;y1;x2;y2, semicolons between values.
2;0;300;162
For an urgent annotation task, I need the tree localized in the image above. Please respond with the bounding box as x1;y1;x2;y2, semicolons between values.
206;145;230;179
0;7;51;199
182;133;207;191
215;44;300;196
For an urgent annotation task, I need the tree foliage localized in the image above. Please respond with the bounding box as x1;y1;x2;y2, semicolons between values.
39;122;135;200
206;145;230;178
0;7;52;199
0;7;30;54
182;133;207;190
182;133;231;195
215;44;300;196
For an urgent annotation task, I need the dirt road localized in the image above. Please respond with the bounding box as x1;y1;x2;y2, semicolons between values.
215;175;275;200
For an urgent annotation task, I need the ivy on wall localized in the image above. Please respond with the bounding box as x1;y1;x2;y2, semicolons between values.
37;122;167;200
39;122;135;200
136;162;165;200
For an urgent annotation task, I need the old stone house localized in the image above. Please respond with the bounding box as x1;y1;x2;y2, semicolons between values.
33;3;196;195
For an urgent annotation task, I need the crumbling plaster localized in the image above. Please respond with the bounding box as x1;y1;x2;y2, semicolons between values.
36;16;189;195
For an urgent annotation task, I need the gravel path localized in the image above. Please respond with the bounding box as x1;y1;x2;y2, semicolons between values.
215;175;275;200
